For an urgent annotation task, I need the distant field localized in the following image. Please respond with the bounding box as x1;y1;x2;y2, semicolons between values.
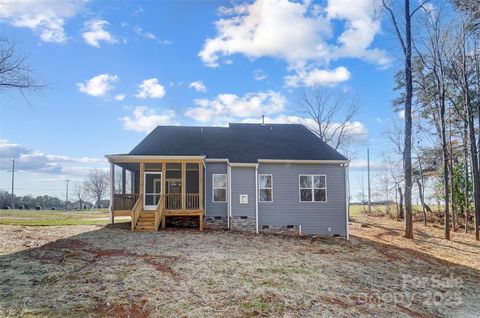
1;205;444;226
0;209;129;226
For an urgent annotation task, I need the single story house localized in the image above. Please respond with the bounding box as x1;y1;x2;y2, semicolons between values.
72;200;94;210
106;123;349;237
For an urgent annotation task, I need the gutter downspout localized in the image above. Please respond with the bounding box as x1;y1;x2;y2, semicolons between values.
203;161;207;217
108;160;114;224
255;164;259;234
345;163;350;240
227;164;232;229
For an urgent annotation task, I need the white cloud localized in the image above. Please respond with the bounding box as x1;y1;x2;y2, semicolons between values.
189;81;207;93
133;25;157;40
350;159;387;170
0;0;85;43
284;66;351;87
135;78;166;99
254;69;267;81
120;107;177;133
185;91;286;125
77;74;118;97
132;25;172;44
240;115;368;144
82;19;118;48
199;0;330;68
325;0;390;66
0;139;104;174
198;0;390;83
398;110;405;119
114;94;125;101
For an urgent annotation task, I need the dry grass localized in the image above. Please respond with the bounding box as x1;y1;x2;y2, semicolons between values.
0;217;479;317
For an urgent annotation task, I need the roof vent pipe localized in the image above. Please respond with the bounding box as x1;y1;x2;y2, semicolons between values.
261;115;265;126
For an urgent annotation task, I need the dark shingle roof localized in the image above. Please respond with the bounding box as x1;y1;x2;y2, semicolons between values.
127;123;347;163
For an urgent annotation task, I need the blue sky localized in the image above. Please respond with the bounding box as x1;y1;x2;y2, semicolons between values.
0;0;403;199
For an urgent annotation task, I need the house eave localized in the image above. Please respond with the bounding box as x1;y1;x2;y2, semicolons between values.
105;154;206;163
257;159;349;165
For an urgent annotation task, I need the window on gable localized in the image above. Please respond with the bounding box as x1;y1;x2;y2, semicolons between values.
259;174;273;202
299;175;326;202
212;174;227;202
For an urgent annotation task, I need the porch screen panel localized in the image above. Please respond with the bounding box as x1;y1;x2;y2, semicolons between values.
186;165;200;209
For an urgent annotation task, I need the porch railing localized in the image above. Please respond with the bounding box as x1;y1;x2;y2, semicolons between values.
165;193;181;210
186;193;199;210
155;195;164;230
115;193;199;211
131;196;143;231
113;193;139;210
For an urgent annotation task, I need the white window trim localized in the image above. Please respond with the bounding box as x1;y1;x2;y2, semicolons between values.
298;174;327;203
212;173;227;203
258;174;273;203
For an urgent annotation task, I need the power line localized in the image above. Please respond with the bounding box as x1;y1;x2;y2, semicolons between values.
65;179;70;210
9;159;16;209
367;148;371;214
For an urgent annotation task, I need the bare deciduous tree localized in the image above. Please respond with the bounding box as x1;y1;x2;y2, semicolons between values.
298;86;360;153
414;5;452;240
84;170;109;209
382;0;428;239
0;38;41;93
72;183;87;210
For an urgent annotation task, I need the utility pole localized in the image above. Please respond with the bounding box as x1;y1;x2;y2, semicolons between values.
9;159;16;209
367;148;371;214
65;179;70;210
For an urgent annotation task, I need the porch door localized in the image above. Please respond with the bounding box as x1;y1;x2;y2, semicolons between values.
144;172;162;210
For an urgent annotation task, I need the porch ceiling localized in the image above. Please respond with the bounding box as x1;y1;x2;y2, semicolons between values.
113;162;139;172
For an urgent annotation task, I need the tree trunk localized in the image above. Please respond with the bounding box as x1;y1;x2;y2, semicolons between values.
416;178;431;225
440;95;450;240
467;112;480;240
449;138;456;232
464;121;470;233
395;185;400;220
404;0;414;239
462;35;480;241
398;186;405;220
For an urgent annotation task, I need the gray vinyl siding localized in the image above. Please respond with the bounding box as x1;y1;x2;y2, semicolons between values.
205;162;228;217
231;167;256;217
258;163;347;236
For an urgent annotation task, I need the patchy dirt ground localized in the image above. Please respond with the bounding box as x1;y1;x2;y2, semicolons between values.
0;217;479;318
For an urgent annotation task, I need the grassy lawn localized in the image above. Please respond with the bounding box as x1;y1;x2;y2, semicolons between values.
0;215;479;317
0;209;129;226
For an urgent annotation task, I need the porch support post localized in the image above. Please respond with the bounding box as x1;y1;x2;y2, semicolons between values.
131;171;135;193
199;162;203;210
121;168;126;195
199;161;204;232
181;162;186;210
109;162;115;224
161;162;166;228
140;162;145;209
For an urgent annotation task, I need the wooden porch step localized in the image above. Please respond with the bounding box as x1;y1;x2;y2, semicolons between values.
133;211;157;231
137;217;154;221
137;221;154;226
135;225;155;231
